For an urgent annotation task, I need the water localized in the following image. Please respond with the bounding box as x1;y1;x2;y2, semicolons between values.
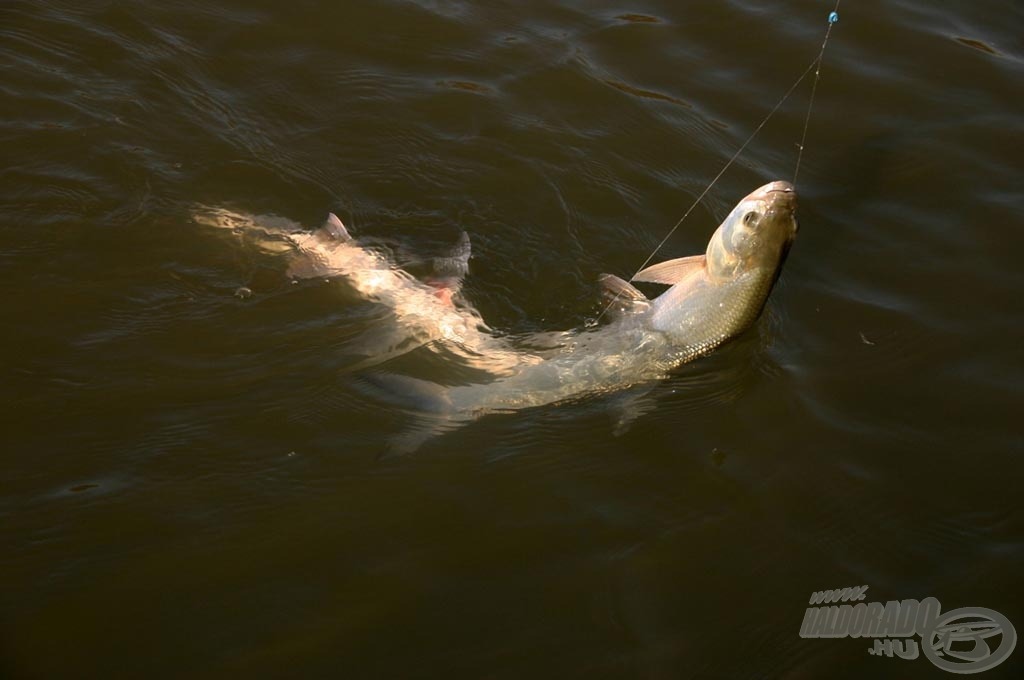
3;1;1022;677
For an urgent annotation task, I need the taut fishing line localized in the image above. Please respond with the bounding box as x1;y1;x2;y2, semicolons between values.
795;4;842;184
596;2;841;322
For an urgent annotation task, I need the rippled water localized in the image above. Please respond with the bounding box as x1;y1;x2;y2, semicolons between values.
3;1;1022;677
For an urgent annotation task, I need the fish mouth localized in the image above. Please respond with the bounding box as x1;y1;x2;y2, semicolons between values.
743;180;799;245
765;180;795;194
749;180;797;227
745;180;796;205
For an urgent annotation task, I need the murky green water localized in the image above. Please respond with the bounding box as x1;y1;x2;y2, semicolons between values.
3;1;1022;677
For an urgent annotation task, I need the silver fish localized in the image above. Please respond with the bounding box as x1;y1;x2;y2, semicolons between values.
191;206;538;374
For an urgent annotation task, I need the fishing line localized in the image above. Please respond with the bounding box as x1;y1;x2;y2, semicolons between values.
595;4;840;323
795;3;841;184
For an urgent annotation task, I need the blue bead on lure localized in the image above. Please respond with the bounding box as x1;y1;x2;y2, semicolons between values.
828;11;839;24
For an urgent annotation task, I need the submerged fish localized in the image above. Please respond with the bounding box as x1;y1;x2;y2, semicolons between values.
191;206;538;374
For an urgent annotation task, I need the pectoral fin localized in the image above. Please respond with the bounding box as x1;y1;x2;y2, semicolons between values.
631;255;705;285
599;274;647;300
598;273;651;315
607;385;659;436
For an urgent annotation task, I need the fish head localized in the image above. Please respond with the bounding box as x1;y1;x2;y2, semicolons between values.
705;180;797;282
645;180;797;348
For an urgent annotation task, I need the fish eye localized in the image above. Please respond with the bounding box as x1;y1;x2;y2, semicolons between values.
742;211;759;226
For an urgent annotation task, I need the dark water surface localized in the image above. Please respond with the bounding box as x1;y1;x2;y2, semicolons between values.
3;1;1022;677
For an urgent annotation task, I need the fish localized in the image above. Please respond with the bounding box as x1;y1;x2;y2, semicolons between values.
191;206;539;374
196;179;797;449
365;180;799;443
191;207;467;305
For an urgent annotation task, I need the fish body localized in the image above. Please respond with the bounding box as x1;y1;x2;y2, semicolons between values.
435;180;799;416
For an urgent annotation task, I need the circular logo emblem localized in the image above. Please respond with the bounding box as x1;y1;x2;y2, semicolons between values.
922;607;1017;674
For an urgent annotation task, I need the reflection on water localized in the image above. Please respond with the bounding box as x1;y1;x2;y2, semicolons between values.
3;0;1022;677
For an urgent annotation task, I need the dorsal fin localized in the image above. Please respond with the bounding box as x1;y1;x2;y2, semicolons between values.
321;212;351;241
631;254;705;285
